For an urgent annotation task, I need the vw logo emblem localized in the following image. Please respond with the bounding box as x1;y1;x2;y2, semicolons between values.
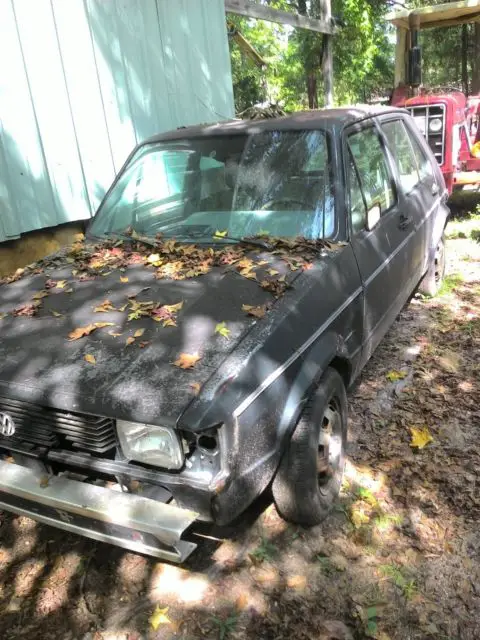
0;413;16;437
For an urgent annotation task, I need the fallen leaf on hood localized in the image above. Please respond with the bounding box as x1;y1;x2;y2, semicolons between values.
120;276;129;283
13;302;41;317
94;300;115;313
134;328;145;338
126;336;136;346
32;290;49;300
56;280;68;289
174;353;201;369
214;229;228;238
84;354;96;365
190;382;201;395
147;253;162;266
139;341;150;348
45;279;58;289
109;331;122;337
268;269;279;276
39;475;50;488
68;324;97;340
215;321;230;338
51;310;63;317
0;313;6;320
410;426;433;449
386;370;407;382
68;322;114;340
149;605;171;630
242;304;267;319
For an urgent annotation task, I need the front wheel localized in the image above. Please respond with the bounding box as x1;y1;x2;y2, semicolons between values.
272;367;347;526
418;235;446;297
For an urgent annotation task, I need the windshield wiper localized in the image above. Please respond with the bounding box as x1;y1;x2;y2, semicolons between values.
213;235;273;251
102;231;156;248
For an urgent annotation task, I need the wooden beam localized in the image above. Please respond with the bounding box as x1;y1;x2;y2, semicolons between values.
224;0;335;35
322;0;333;107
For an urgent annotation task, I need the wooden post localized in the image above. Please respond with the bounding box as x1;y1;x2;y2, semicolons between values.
322;0;333;107
394;27;408;87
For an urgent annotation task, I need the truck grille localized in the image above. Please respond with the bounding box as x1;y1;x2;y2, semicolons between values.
408;104;446;166
0;397;116;454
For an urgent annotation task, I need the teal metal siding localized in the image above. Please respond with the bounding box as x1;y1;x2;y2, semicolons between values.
0;0;234;242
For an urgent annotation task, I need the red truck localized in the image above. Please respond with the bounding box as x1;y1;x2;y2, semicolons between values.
392;87;480;193
387;1;480;193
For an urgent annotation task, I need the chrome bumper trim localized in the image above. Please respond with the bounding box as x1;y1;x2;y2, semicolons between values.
0;461;198;562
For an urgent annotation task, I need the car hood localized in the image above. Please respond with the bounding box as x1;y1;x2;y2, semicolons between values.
0;246;301;426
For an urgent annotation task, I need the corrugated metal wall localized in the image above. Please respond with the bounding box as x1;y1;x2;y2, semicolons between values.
0;0;234;242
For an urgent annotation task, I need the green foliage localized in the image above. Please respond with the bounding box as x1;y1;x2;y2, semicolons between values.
228;0;395;113
250;537;278;562
380;563;417;600
210;613;238;640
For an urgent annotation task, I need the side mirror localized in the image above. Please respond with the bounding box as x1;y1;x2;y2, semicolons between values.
366;204;381;231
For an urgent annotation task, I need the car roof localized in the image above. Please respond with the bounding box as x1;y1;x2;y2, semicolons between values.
143;106;407;144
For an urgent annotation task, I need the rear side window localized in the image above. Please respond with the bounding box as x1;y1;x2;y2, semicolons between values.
348;127;396;215
382;120;420;193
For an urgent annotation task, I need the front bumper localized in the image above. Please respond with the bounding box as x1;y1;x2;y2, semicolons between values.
0;460;198;563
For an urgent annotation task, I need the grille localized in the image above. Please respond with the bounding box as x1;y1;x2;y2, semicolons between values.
0;397;116;454
408;104;446;166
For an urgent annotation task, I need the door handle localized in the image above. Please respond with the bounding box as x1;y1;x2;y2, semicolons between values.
398;214;412;230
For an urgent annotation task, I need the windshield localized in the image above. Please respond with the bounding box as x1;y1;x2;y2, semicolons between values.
88;129;335;243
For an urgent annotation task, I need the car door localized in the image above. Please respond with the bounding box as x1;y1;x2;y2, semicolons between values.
379;115;436;285
403;118;448;274
345;120;418;362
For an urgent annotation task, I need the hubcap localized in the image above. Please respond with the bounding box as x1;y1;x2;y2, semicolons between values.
317;398;343;495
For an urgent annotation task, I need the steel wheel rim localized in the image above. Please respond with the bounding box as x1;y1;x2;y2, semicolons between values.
317;397;343;495
434;241;445;284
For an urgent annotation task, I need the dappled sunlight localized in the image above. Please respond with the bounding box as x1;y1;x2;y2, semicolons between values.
149;563;209;604
0;232;478;638
34;553;81;617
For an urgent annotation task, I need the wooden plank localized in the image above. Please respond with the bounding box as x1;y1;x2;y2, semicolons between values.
322;0;333;107
224;0;335;34
387;0;480;29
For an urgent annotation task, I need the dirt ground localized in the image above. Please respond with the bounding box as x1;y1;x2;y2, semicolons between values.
0;226;479;640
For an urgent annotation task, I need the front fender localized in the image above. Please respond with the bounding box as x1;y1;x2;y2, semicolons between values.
211;331;353;525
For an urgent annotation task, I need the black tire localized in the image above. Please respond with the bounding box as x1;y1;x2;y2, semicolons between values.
272;367;347;526
419;235;446;297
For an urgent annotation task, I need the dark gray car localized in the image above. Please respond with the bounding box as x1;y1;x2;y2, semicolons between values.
0;106;448;562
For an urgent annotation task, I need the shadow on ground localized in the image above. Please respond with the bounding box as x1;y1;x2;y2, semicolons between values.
0;236;479;640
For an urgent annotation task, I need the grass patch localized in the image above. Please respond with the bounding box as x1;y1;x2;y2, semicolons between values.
445;213;480;240
379;563;417;600
373;513;403;532
438;273;463;296
210;613;238;639
250;537;277;563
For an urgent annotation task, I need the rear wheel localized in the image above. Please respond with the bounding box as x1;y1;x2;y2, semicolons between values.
272;367;347;526
419;235;445;297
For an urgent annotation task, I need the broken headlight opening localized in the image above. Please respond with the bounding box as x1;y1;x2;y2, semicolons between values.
117;420;184;469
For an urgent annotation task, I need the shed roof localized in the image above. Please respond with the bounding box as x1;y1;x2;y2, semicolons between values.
386;0;480;30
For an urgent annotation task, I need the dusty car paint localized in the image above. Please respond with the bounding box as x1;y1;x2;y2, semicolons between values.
0;107;449;560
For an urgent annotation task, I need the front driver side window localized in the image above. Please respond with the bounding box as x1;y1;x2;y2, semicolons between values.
348;127;396;215
348;151;367;234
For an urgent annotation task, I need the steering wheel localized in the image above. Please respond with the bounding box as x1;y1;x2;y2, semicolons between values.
260;197;311;210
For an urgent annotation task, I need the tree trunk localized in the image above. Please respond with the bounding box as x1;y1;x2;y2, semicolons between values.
307;73;318;109
473;23;480;93
462;24;468;96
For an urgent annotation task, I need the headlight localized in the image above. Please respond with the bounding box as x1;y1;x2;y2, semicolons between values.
117;420;184;469
429;118;443;133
